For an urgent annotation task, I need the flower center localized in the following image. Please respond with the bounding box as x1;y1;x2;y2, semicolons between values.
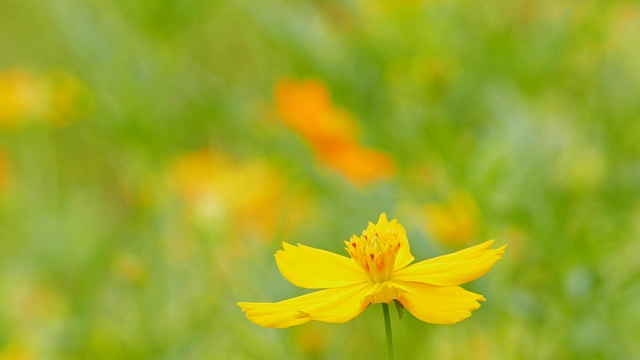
345;226;401;283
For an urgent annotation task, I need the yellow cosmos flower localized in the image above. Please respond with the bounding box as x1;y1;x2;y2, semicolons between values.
0;68;90;129
0;68;46;127
238;213;506;328
425;193;479;246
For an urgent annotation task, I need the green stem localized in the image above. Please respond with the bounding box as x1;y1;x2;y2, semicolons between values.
381;303;394;360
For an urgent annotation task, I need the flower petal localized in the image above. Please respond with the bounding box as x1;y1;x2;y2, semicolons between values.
363;281;412;304
393;240;506;286
424;240;500;264
238;283;373;328
275;242;369;288
394;280;485;324
391;218;414;270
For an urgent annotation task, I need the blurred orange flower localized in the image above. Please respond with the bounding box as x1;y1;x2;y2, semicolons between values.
275;79;358;144
275;78;395;186
170;150;308;242
0;68;90;128
425;193;479;246
315;142;396;187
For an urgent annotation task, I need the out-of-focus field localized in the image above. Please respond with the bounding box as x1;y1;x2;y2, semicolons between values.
2;0;640;359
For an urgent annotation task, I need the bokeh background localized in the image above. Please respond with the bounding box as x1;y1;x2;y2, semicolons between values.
2;0;640;359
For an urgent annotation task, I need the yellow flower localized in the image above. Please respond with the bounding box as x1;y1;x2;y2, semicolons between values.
425;193;479;246
0;68;47;127
46;70;92;126
238;213;505;328
0;337;36;360
0;68;90;128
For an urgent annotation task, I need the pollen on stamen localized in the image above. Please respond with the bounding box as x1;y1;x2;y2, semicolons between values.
344;219;405;283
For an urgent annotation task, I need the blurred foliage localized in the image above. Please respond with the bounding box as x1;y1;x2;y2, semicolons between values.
1;0;640;358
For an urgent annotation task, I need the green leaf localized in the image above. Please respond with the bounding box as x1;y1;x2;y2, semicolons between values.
393;299;404;320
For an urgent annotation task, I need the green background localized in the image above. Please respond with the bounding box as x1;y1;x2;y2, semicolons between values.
1;0;640;358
